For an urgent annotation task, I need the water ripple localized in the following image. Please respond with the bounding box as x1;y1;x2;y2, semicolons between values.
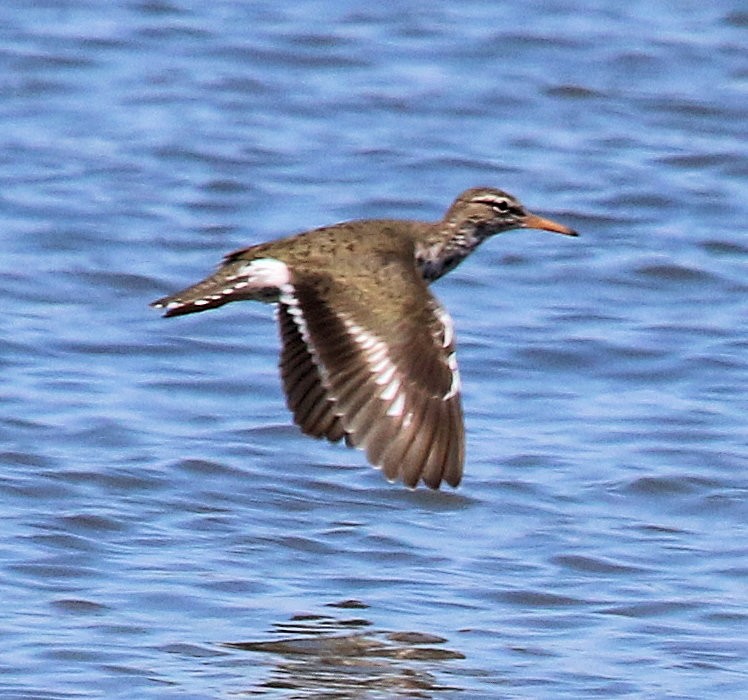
2;0;747;697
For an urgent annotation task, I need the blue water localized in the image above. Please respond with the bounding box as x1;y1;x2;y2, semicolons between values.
2;1;747;697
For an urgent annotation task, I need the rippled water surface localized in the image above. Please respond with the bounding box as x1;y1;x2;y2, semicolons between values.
2;1;747;697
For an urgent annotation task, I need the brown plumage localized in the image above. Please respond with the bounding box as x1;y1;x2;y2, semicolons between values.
151;187;577;489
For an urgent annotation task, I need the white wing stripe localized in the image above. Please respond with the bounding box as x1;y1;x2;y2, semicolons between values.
380;376;401;401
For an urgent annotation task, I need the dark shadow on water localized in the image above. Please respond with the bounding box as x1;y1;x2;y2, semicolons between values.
223;601;465;697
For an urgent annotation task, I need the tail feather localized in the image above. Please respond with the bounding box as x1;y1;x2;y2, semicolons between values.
150;276;233;317
151;256;287;317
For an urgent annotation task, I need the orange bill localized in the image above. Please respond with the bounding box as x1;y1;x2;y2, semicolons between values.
523;212;578;237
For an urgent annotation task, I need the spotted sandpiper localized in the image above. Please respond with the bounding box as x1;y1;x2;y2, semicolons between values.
152;187;577;489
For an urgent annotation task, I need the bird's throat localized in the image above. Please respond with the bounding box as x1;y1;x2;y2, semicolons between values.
415;223;485;282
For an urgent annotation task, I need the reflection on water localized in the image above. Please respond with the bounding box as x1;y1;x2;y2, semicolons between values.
225;600;464;697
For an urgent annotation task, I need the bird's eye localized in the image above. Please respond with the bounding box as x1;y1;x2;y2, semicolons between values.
495;200;509;212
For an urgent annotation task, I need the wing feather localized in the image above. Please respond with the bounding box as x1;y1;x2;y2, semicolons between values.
278;269;464;489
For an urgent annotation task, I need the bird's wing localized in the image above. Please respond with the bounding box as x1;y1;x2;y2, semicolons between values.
277;301;347;444
277;265;464;489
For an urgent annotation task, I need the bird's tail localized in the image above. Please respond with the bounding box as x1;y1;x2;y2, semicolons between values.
151;257;285;317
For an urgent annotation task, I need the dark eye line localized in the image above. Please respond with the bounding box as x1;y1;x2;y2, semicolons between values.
474;197;522;215
495;200;522;215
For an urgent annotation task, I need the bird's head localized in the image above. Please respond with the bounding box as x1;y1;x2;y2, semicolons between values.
446;187;578;238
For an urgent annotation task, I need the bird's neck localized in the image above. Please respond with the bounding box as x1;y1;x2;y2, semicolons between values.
414;219;490;282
